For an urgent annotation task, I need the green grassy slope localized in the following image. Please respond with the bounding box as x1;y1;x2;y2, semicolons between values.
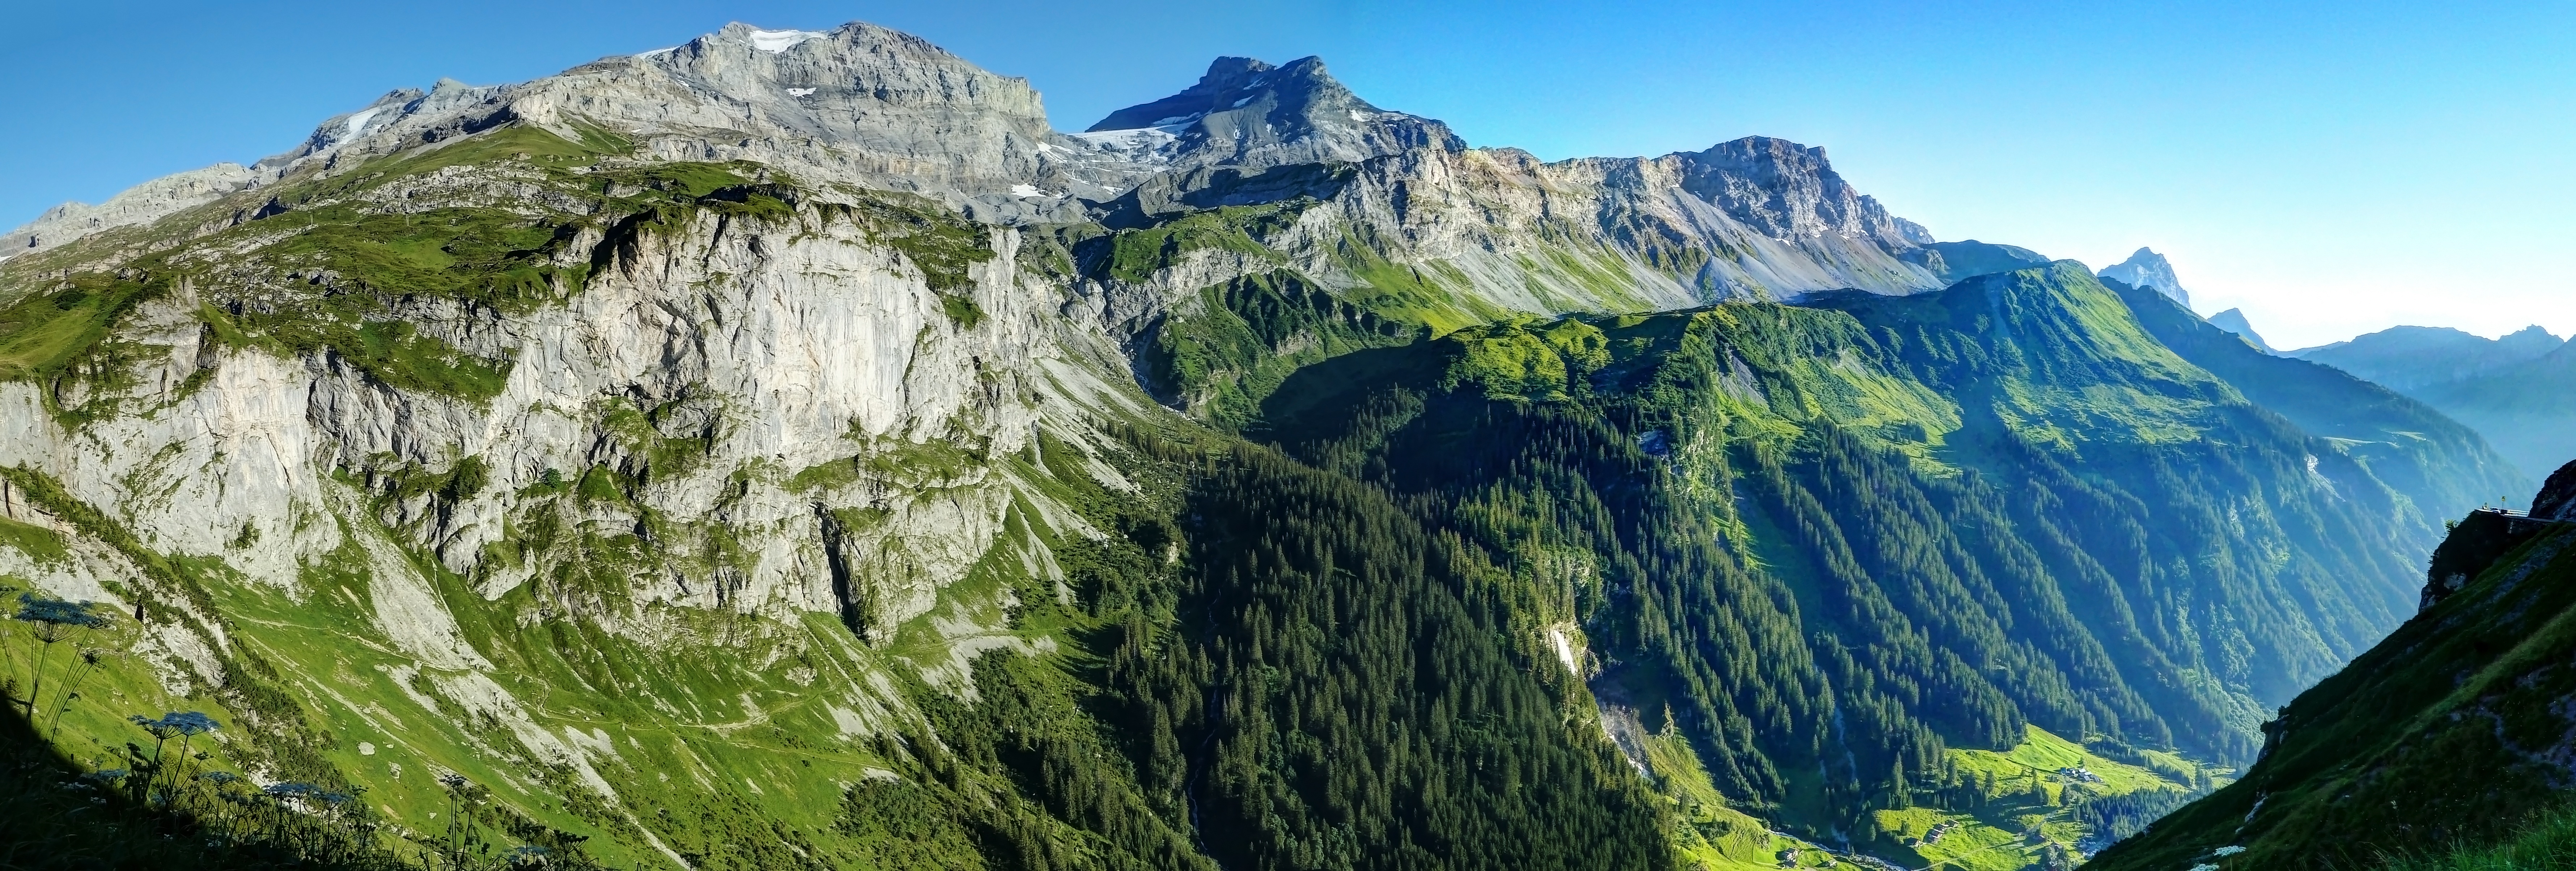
2089;477;2576;870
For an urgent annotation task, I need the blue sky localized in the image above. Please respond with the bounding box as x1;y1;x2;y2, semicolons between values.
5;0;2569;348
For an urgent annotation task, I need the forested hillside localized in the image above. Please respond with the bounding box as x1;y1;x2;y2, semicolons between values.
1232;262;2452;861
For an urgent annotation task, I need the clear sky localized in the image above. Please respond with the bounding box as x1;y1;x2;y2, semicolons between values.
5;0;2569;349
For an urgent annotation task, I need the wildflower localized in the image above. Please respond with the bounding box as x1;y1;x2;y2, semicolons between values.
131;711;221;737
13;595;109;728
14;594;109;629
264;781;322;798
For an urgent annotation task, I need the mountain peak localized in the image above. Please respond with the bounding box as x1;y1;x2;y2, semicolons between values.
2097;247;2189;305
1087;55;1351;132
1074;54;1462;174
2207;308;2275;353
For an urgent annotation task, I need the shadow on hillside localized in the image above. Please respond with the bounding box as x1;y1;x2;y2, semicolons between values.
0;696;405;870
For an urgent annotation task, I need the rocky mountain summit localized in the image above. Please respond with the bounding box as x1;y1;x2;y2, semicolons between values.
11;21;1946;308
2097;246;2188;305
1078;55;1465;174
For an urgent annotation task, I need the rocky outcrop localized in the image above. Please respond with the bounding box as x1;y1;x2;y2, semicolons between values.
1;163;256;255
2419;460;2576;609
2533;458;2576;520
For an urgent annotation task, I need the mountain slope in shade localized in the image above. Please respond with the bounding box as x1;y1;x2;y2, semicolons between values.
2105;275;2528;518
1901;238;2052;283
2206;307;2273;352
2090;462;2576;870
2410;343;2576;484
2097;247;2189;305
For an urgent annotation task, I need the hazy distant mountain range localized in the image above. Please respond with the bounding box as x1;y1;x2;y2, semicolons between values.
2286;325;2575;481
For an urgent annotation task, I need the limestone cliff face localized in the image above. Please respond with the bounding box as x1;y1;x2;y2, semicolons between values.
0;162;1146;775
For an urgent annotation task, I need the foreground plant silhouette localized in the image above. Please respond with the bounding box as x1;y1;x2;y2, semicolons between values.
10;593;109;733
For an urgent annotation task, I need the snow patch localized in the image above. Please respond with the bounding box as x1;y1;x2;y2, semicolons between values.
1347;110;1371;123
342;106;385;141
1147;112;1205;130
786;87;817;97
635;46;677;59
1068;127;1183;165
1009;184;1043;198
748;29;827;53
1230;96;1256;108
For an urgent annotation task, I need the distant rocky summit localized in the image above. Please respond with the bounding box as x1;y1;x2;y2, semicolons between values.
2097;247;2189;305
2207;308;2274;352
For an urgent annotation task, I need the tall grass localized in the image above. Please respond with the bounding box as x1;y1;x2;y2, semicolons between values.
2379;804;2576;871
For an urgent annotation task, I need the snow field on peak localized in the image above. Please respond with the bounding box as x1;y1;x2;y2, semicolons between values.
342;106;385;141
750;29;827;52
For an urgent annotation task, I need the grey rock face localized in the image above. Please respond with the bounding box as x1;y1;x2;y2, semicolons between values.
6;21;1946;308
259;23;1073;223
2208;308;2276;353
1;163;256;255
1669;137;1931;247
2098;247;2189;305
